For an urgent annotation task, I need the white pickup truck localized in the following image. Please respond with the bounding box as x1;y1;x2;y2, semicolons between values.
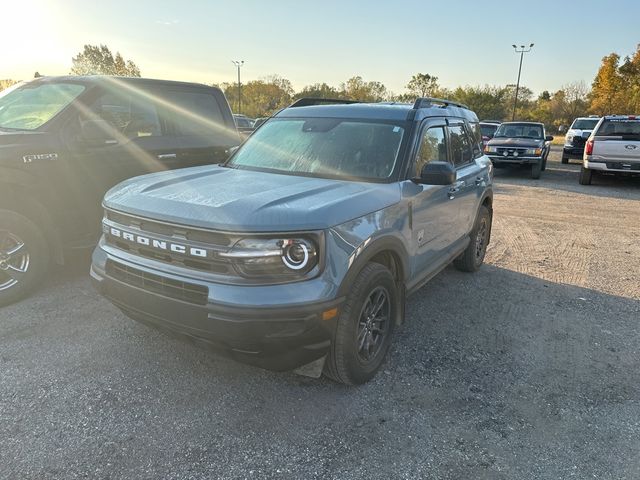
580;115;640;185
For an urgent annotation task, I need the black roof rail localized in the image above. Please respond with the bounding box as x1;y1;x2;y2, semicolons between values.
288;97;359;108
413;97;469;110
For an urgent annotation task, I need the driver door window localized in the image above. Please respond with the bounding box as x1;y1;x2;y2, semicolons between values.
415;126;448;176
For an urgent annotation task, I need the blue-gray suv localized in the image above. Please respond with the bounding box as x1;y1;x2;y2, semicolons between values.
91;97;494;384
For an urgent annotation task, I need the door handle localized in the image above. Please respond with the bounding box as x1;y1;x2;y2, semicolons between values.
475;175;484;186
157;153;177;159
448;180;465;199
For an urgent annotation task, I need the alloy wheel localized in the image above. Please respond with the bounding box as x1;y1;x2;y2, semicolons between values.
0;231;30;291
356;286;390;363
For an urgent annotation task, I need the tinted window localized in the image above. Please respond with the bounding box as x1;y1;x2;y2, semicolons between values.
0;82;84;130
596;119;640;138
92;91;161;138
228;118;405;181
494;123;543;139
448;125;473;167
571;119;599;130
468;121;483;158
163;91;224;136
480;124;498;137
415;126;447;176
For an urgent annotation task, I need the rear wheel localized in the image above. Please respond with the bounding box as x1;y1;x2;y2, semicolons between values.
579;166;593;185
531;159;542;179
324;263;397;385
454;205;492;273
0;210;49;307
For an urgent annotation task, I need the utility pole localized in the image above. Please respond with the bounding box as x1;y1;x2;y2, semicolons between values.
511;44;534;121
231;60;244;114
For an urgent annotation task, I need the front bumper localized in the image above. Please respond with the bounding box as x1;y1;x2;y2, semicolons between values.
563;146;585;159
91;245;343;371
487;155;542;165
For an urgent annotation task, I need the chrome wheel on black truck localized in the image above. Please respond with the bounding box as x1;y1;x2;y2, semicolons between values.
324;263;397;385
0;210;49;307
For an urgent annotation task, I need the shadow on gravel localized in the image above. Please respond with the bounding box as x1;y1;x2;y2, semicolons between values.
493;162;640;201
2;262;640;479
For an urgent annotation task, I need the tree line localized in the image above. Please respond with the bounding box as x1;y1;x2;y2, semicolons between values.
2;43;640;132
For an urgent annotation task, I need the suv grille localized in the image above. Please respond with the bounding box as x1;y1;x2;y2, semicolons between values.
104;210;239;274
106;260;208;305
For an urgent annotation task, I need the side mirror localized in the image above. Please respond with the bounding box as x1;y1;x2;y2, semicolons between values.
81;119;118;146
545;135;554;141
414;161;456;185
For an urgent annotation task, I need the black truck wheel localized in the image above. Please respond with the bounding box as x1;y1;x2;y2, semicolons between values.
0;210;49;307
454;205;492;273
324;263;397;385
579;166;593;185
561;156;569;164
531;159;542;179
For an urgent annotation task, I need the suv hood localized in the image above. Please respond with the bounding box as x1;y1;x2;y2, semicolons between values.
104;165;402;232
487;137;544;148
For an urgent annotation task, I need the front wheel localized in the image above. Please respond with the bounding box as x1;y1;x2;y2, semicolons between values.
531;159;542;179
324;263;398;385
454;205;492;273
579;166;593;185
561;156;569;164
0;210;49;307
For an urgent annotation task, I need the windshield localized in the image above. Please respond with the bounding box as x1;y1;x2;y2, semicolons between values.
596;118;640;139
0;82;85;130
227;118;405;181
571;119;599;130
494;123;543;139
480;124;498;137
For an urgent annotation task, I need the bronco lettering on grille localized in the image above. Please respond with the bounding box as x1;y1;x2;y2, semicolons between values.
107;226;208;258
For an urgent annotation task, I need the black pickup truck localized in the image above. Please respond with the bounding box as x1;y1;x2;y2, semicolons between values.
0;76;240;306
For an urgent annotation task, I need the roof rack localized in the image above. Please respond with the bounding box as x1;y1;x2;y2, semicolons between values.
288;98;358;108
413;97;468;110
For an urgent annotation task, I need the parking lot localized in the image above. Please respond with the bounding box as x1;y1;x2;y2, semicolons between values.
1;147;639;479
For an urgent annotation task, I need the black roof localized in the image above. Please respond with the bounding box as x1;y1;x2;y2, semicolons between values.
276;101;479;123
27;75;218;91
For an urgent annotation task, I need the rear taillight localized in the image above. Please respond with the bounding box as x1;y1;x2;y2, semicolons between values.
585;139;594;155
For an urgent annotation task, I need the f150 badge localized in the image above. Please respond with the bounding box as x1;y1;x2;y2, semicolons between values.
23;153;58;163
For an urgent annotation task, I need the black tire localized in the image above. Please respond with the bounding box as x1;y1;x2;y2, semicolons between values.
0;210;49;307
561;156;569;164
324;263;398;385
579;166;593;185
454;205;492;273
531;159;542;179
542;156;547;171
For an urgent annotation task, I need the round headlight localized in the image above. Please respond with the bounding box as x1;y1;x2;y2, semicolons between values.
281;239;312;270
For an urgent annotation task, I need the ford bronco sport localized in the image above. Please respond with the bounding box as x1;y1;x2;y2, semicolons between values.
91;97;494;384
0;76;239;306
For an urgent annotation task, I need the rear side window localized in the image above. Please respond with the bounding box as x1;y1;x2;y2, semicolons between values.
467;121;483;159
448;124;473;167
91;90;161;138
596;119;640;139
162;91;224;136
415;126;447;176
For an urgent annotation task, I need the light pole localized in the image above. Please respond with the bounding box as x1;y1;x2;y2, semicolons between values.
511;43;534;121
231;60;244;114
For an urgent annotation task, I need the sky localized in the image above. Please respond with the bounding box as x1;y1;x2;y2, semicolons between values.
3;0;640;96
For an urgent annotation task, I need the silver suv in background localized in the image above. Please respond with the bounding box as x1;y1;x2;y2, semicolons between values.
580;115;640;185
562;116;600;164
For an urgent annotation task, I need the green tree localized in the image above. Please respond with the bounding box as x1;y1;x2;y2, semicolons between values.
70;44;141;77
406;73;440;97
450;85;507;121
294;82;342;99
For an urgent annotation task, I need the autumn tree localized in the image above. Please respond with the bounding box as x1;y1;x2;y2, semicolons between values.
450;85;507;121
589;53;626;115
70;44;141;77
223;75;294;117
340;76;388;102
0;79;18;92
294;83;343;100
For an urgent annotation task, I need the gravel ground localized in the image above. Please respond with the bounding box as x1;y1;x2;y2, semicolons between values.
1;147;640;479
